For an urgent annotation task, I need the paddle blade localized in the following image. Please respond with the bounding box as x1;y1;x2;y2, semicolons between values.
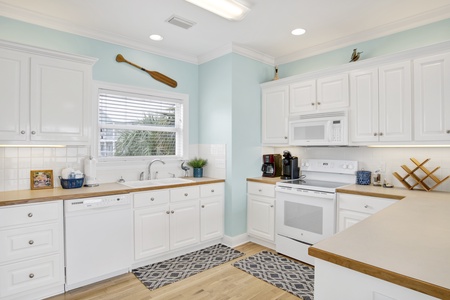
147;70;178;88
116;54;126;62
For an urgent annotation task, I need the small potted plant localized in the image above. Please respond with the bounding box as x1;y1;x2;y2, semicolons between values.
187;157;208;178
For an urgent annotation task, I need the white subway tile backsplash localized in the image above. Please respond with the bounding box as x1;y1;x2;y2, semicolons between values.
4;148;17;158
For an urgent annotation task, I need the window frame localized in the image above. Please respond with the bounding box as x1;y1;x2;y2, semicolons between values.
92;81;189;162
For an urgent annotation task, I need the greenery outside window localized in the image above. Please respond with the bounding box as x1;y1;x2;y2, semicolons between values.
96;84;187;160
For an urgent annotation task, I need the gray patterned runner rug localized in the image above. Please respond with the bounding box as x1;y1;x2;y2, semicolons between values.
233;251;314;300
132;244;244;290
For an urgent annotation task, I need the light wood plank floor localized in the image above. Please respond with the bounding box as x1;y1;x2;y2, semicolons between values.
47;242;302;300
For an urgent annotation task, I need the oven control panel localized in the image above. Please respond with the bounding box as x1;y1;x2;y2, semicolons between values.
300;159;358;174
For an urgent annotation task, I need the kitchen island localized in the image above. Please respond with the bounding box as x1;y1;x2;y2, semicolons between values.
310;186;450;299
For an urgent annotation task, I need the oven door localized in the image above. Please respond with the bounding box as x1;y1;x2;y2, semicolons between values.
275;186;336;245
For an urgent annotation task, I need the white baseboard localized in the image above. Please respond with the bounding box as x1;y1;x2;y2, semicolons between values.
222;233;249;248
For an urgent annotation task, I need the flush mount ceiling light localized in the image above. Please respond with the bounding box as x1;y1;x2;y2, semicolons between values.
185;0;250;21
149;34;163;41
291;28;306;36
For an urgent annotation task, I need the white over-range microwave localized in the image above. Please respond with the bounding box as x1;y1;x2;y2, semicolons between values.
289;110;348;146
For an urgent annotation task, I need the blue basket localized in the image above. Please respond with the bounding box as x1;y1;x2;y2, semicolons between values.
59;176;84;189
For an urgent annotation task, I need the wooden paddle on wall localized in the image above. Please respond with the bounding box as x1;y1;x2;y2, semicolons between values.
115;54;177;88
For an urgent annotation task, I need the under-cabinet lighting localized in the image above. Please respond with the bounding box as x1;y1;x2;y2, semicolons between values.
185;0;250;21
367;145;450;148
0;145;67;148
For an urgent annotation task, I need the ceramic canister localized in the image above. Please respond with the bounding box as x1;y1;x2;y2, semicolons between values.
356;170;371;185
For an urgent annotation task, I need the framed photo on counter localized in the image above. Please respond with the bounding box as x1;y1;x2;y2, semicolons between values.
30;170;54;190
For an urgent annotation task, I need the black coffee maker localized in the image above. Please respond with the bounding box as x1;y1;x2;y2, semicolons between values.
281;150;299;180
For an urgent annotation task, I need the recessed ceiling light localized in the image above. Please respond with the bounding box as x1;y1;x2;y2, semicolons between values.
149;34;163;41
291;28;306;36
185;0;250;21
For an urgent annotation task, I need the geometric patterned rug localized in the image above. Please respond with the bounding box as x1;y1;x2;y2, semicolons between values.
233;251;314;300
132;244;244;290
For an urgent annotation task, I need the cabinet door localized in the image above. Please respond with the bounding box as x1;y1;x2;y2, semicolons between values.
414;52;450;141
170;200;200;250
350;68;379;143
247;194;275;241
134;205;170;260
0;49;29;141
317;73;349;110
200;196;224;241
378;61;412;142
338;209;370;232
262;85;289;144
29;56;91;143
290;80;316;113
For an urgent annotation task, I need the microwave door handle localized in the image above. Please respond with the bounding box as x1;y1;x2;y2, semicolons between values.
327;121;332;142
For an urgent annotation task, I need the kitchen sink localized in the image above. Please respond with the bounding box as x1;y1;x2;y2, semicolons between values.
120;178;194;188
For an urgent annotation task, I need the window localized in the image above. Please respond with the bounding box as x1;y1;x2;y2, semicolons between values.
96;84;188;160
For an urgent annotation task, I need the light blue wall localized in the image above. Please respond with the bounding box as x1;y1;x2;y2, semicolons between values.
198;53;272;236
280;18;450;78
0;16;200;143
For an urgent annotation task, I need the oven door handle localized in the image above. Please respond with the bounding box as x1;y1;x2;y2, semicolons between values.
276;187;335;199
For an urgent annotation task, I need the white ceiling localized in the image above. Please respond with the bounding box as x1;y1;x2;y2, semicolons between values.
1;0;450;64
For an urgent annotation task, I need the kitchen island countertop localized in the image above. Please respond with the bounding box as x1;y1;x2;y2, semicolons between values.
310;186;450;299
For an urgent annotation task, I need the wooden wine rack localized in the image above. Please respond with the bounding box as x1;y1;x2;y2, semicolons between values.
393;158;449;192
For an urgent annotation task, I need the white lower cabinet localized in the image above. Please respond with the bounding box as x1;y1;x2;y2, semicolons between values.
0;201;64;300
337;193;396;232
133;183;224;263
247;182;275;242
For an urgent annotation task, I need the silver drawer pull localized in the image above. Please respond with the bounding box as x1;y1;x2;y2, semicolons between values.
211;189;215;193
166;211;170;214
258;189;262;192
364;204;369;208
201;205;205;208
171;210;174;214
29;273;34;279
29;240;34;245
31;131;36;135
21;130;26;134
150;197;155;201
28;213;33;218
184;193;188;196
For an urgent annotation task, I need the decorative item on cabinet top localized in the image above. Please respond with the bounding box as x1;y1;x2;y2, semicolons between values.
115;54;177;88
349;48;363;62
393;158;450;191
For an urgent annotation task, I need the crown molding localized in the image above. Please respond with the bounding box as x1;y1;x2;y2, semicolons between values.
198;43;274;65
275;5;450;65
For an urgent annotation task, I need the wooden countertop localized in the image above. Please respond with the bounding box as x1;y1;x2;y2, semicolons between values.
0;177;225;206
246;176;283;185
310;186;450;299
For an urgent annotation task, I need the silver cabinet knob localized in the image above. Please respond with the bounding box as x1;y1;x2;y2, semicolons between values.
284;136;288;139
184;193;188;196
379;132;383;136
171;210;174;214
21;130;26;134
270;205;274;208
29;240;34;245
364;204;369;208
317;102;321;105
166;211;170;214
201;205;205;208
211;189;214;193
29;273;34;279
373;133;378;136
31;131;36;135
150;197;155;201
28;213;33;218
311;102;315;106
447;130;450;134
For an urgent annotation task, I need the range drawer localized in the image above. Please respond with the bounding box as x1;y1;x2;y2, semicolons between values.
0;223;61;263
0;201;61;228
200;183;224;198
247;181;275;198
338;193;396;214
0;254;63;299
134;190;170;208
170;186;200;202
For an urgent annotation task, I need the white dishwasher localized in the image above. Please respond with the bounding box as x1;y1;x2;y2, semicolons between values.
64;195;132;291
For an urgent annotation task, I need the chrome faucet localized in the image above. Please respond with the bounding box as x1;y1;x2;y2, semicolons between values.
148;159;165;180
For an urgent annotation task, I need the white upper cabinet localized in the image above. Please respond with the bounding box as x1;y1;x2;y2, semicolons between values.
0;41;96;145
350;61;412;144
290;74;349;114
262;85;289;144
413;52;450;142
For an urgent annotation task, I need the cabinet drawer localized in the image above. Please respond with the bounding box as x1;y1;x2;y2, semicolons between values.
0;223;61;263
338;193;396;214
134;190;170;208
247;182;275;198
0;254;63;298
0;201;61;228
200;183;224;198
170;186;199;202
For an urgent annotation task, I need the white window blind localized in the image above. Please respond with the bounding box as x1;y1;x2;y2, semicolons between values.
98;89;183;158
